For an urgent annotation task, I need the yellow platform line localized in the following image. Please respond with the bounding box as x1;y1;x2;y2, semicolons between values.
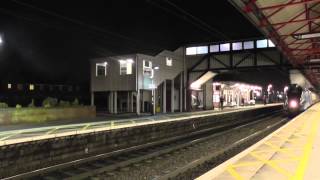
232;157;300;168
227;166;245;180
45;128;59;135
292;110;320;180
250;152;292;178
81;124;90;130
263;142;297;158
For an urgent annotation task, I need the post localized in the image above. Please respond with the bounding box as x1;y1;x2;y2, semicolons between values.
127;91;130;112
130;91;134;112
152;89;156;115
179;73;183;112
91;91;94;106
109;92;113;113
171;79;175;113
163;80;167;113
136;90;140;115
114;91;117;114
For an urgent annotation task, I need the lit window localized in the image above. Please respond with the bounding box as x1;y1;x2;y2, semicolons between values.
210;45;219;52
196;46;208;54
166;57;172;66
220;43;230;52
243;41;254;49
268;39;275;47
256;39;268;48
143;60;153;77
186;47;197;55
232;42;242;50
96;62;107;76
29;84;34;91
119;59;133;75
7;83;12;89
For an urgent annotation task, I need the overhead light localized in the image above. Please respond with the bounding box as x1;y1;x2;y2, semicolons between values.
154;66;159;70
126;59;134;63
118;59;126;64
0;35;2;44
309;59;320;63
293;32;320;40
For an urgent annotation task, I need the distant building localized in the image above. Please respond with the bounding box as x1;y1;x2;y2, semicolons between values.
90;48;184;114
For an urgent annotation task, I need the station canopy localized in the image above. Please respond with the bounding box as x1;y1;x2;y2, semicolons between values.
230;0;320;88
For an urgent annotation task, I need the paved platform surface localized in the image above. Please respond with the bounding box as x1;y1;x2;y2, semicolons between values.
197;103;320;180
0;104;280;146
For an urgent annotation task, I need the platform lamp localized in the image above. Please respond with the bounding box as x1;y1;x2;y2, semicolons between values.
0;35;3;45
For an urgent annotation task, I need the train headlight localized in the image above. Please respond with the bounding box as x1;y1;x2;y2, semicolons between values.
289;100;298;108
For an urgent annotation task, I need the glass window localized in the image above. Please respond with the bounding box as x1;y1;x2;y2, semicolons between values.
166;57;172;66
257;39;268;48
119;59;133;75
29;84;34;91
232;42;242;50
210;45;219;52
268;39;275;47
96;62;107;76
196;46;208;54
243;41;254;49
220;43;230;52
143;60;153;77
186;47;197;55
7;83;11;89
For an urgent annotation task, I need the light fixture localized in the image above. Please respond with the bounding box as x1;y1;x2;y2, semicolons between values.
292;32;320;40
126;59;134;63
0;35;2;44
309;59;320;63
118;59;126;64
154;66;159;70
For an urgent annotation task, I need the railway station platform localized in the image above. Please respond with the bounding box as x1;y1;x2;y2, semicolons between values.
197;102;320;180
0;103;280;146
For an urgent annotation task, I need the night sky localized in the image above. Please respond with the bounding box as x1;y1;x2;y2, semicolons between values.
0;0;263;85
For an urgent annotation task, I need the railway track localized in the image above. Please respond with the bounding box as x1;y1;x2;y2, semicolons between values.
5;110;286;180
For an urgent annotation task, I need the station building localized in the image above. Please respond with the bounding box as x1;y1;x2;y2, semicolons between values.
90;37;287;114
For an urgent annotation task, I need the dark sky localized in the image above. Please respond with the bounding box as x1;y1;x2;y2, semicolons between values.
0;0;262;85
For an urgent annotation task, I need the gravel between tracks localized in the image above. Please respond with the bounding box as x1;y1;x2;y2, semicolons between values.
91;115;286;180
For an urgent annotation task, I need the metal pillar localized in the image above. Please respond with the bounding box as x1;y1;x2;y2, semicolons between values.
136;90;140;115
163;80;167;113
179;73;183;112
171;79;175;113
91;91;94;106
152;89;156;115
114;91;117;114
127;91;130;112
109;92;113;113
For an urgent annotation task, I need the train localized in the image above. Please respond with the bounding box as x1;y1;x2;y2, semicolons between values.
284;84;319;116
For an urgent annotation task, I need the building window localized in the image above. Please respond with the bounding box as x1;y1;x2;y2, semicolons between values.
232;42;242;51
268;39;276;47
7;83;12;89
186;47;197;55
119;59;133;75
143;60;153;77
29;84;35;91
166;57;172;66
220;43;230;52
196;46;208;54
210;45;219;52
243;41;254;49
17;84;23;91
96;62;107;76
256;39;268;48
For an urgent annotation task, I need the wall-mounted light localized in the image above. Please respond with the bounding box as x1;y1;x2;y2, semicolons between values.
154;66;159;70
292;32;320;40
309;59;320;63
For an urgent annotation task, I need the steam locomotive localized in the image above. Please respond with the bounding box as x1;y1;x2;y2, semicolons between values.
284;84;319;116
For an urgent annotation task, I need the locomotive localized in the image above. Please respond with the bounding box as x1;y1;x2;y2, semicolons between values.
284;84;318;116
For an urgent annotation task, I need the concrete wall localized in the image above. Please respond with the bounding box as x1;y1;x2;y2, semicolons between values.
137;48;184;89
0;106;96;125
90;55;137;92
0;105;282;178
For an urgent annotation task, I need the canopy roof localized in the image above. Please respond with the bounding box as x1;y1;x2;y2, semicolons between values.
230;0;320;88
